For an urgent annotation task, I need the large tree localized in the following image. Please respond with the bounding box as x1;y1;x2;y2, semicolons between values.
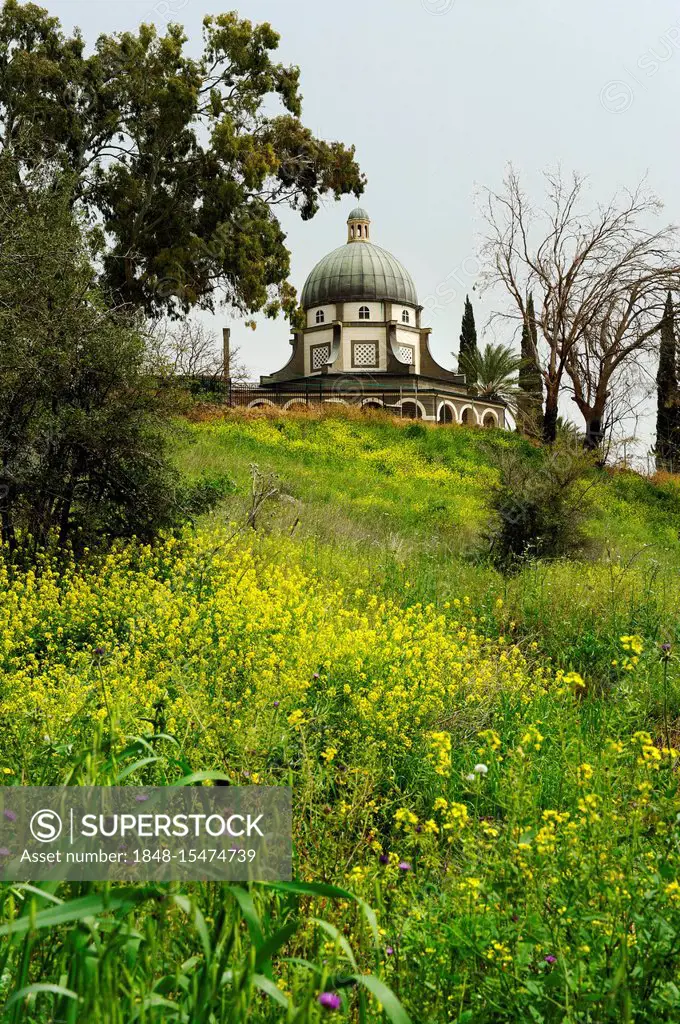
0;1;364;319
655;291;680;470
457;295;479;383
480;168;679;445
0;163;208;554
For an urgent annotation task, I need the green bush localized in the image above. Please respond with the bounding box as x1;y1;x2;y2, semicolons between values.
486;442;597;570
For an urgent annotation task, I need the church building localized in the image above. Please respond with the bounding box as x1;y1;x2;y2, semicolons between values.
247;207;506;427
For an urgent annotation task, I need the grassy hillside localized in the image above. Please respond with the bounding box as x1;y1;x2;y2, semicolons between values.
176;409;680;681
4;408;680;1022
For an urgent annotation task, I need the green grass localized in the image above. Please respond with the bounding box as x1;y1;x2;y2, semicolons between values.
5;408;680;1022
175;410;680;682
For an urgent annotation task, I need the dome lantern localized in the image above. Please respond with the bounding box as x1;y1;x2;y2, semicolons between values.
347;206;371;242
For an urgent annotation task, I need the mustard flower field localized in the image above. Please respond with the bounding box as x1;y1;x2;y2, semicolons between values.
3;410;680;1022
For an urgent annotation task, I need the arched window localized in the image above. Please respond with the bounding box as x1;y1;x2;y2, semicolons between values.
315;309;325;324
401;309;410;324
401;401;422;420
358;306;370;320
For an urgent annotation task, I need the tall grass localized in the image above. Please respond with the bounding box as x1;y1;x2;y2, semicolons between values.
174;409;680;683
4;408;680;1022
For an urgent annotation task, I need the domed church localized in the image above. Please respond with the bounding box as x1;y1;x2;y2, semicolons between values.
249;207;506;427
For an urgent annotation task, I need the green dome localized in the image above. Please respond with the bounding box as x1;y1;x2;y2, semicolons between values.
347;206;370;221
301;241;418;308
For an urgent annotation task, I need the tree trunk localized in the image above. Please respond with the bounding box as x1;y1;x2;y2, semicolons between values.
542;386;559;444
572;391;608;453
583;416;605;451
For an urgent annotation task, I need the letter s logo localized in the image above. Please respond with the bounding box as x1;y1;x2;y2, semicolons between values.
30;809;63;843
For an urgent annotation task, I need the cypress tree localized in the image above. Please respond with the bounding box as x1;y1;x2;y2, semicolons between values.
656;291;680;471
517;293;544;436
457;295;479;384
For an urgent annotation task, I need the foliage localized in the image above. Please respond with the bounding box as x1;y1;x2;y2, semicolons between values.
0;871;406;1023
5;411;680;1020
176;410;680;576
517;293;544;437
0;166;210;555
0;0;365;319
485;440;597;569
655;291;680;471
457;294;479;383
458;343;523;407
3;510;680;1019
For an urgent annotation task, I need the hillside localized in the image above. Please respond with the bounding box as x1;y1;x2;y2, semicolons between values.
176;409;680;682
4;409;680;1021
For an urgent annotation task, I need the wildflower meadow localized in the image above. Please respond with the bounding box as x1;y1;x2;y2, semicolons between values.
3;410;680;1022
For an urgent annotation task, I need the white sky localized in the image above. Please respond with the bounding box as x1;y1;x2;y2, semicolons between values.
50;0;680;459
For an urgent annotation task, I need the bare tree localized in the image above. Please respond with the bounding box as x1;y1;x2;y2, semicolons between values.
146;320;250;383
596;357;649;464
565;282;668;449
479;167;679;445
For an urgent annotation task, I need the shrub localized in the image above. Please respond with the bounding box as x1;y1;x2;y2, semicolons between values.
182;472;236;521
486;441;596;569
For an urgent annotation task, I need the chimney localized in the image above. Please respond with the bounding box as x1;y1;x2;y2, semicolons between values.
222;327;231;381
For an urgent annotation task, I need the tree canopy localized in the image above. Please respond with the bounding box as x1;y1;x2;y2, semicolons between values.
0;162;229;554
517;293;544;437
458;343;523;407
0;1;365;319
457;295;479;382
656;292;680;470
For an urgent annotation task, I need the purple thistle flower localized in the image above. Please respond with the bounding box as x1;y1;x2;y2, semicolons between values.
94;646;105;656
379;853;389;865
398;860;412;872
3;809;16;821
385;946;394;956
544;955;557;964
318;992;341;1010
273;701;280;708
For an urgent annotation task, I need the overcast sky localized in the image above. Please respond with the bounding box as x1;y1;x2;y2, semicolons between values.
50;0;680;457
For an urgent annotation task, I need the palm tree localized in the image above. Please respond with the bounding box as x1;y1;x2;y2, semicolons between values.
459;343;524;407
